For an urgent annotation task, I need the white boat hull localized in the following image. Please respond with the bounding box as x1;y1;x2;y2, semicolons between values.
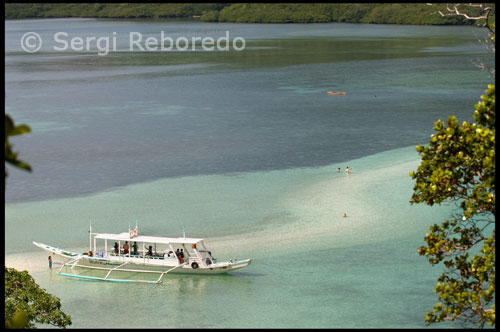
33;241;251;277
74;257;252;275
33;241;82;259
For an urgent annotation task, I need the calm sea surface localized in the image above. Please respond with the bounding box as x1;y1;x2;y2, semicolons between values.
5;19;493;328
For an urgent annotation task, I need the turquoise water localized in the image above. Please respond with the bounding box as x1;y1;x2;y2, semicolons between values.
6;146;453;328
4;19;493;328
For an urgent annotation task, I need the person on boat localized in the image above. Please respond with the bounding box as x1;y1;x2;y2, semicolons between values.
147;245;153;256
175;248;184;263
113;242;119;254
123;241;130;255
132;242;138;255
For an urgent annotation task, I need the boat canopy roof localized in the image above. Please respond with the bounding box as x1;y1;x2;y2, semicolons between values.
93;232;204;245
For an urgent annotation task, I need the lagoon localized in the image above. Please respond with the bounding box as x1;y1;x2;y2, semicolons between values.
4;19;493;328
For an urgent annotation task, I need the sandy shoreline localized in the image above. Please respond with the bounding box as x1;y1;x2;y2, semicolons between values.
6;145;442;269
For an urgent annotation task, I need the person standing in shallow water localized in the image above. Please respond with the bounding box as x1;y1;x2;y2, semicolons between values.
345;166;352;174
48;256;52;269
337;168;341;173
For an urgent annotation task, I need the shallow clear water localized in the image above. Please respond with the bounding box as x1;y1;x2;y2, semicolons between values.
4;19;493;328
6;146;453;328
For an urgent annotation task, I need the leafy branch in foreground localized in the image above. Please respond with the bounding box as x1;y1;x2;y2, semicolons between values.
5;114;31;187
5;114;72;329
5;267;72;329
410;85;495;327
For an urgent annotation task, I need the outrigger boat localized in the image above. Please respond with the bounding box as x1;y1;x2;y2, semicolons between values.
33;224;251;284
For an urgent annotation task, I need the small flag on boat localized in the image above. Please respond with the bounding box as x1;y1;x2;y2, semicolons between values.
129;222;138;238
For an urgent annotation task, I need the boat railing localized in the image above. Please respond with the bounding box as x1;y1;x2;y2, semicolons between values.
107;251;179;262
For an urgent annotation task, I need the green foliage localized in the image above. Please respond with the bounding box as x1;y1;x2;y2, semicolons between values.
489;22;495;45
410;85;495;327
5;114;31;186
4;3;484;25
200;10;219;22
5;267;72;328
360;3;468;25
217;3;334;23
5;116;72;328
332;3;372;23
4;3;229;19
215;3;468;24
410;85;495;217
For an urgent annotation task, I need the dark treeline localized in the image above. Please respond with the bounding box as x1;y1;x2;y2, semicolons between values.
5;3;495;25
4;3;228;19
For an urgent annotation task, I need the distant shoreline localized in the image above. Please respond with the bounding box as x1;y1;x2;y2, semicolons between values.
5;3;490;25
3;16;479;26
4;17;481;26
3;16;481;27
